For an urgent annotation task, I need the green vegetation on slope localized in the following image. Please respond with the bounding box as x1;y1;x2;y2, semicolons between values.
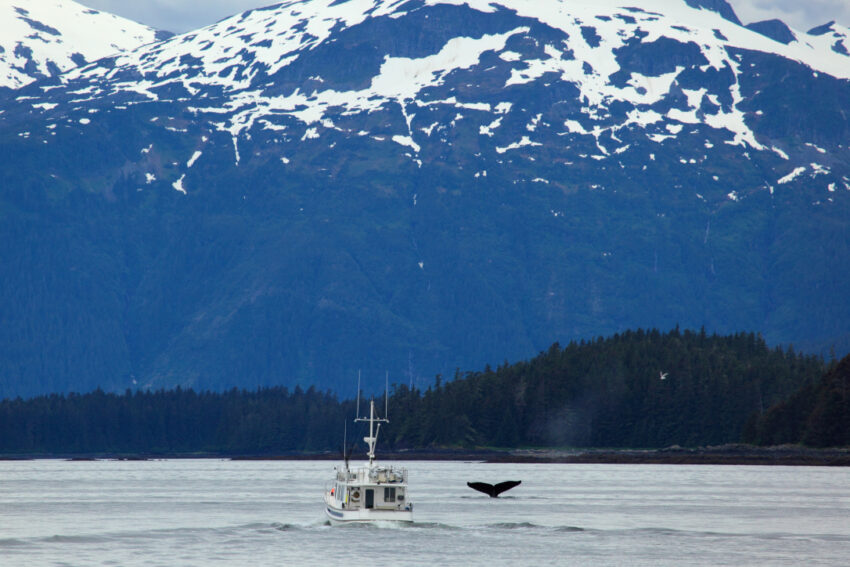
744;354;850;448
0;328;832;454
387;328;824;448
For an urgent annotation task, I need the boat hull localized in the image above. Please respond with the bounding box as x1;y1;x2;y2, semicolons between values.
325;505;413;524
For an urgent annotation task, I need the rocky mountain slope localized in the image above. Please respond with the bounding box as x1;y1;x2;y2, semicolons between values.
1;0;849;398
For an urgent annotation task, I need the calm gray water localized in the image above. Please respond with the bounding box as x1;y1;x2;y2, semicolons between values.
1;460;848;566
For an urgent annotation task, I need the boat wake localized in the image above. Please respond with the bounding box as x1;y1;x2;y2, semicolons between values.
266;519;586;533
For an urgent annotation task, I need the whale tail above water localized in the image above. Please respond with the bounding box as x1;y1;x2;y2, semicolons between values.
467;480;522;497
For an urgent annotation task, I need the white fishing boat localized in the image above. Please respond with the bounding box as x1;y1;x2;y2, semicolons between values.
323;393;413;523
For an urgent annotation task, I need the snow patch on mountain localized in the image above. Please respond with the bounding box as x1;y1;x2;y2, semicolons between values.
778;166;806;184
393;134;421;153
0;0;161;89
11;0;850;186
496;136;542;154
179;25;528;145
187;151;202;168
172;174;187;194
40;0;844;161
807;21;850;58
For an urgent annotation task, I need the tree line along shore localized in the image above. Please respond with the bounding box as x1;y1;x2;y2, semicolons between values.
1;328;848;457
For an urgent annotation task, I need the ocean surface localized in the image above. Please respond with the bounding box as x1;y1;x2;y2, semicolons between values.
1;459;848;566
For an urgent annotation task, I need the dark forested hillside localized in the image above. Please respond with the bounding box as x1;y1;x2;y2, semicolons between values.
0;386;347;455
2;328;832;454
387;328;824;448
744;354;850;447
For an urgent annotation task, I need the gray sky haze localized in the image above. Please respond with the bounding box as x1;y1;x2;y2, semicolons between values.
77;0;850;35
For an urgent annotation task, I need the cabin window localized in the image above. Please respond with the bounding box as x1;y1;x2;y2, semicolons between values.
384;487;396;502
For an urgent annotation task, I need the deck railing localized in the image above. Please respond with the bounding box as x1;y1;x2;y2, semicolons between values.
335;465;408;484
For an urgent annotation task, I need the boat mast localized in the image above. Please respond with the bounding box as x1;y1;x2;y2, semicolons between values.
343;420;350;471
355;398;388;466
356;370;361;420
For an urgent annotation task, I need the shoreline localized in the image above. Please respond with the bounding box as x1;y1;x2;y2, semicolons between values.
2;445;849;466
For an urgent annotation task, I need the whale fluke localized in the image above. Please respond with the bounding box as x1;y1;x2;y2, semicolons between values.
467;480;521;497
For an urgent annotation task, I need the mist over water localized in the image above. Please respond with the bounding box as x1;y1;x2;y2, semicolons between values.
1;460;848;565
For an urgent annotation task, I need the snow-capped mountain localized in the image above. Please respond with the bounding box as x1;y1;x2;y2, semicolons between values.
0;0;167;89
10;0;850;192
1;0;849;398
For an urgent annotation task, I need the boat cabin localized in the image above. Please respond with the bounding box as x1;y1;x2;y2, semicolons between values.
328;465;409;512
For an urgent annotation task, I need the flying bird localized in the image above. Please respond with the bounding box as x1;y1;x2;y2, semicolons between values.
659;372;668;380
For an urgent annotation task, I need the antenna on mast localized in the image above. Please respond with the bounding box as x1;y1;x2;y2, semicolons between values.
356;370;361;419
343;420;349;470
385;371;389;420
355;389;388;467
